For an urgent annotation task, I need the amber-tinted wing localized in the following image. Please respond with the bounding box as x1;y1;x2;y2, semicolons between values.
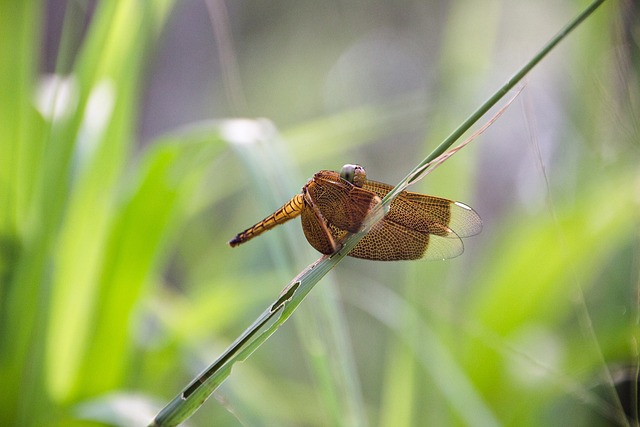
304;171;380;233
301;206;354;255
301;204;335;255
347;180;482;260
348;219;430;260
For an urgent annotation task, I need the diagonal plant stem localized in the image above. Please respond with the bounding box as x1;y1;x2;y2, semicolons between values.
150;1;607;425
385;0;606;199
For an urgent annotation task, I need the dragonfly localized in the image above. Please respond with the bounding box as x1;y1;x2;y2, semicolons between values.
229;164;482;261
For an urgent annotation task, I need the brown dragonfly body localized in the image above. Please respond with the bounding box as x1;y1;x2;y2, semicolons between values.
229;164;481;261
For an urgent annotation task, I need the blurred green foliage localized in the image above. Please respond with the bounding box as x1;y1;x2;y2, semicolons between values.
0;1;638;426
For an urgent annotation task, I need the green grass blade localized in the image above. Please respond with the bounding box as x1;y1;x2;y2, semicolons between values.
0;1;43;238
0;2;177;424
44;1;174;403
72;127;225;398
0;2;44;424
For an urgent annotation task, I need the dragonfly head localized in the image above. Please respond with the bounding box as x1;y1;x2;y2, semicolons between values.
340;164;366;188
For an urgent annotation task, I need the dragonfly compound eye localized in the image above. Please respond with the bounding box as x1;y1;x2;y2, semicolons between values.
340;164;356;183
340;164;366;187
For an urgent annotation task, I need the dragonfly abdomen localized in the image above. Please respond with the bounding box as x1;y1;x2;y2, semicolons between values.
228;194;305;247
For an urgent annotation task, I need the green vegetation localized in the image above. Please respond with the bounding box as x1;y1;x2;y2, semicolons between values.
0;1;637;426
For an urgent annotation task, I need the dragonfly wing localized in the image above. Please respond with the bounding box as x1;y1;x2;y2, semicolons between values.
301;204;346;254
362;180;482;238
349;218;464;261
301;206;331;254
307;171;380;233
400;193;482;238
446;201;483;238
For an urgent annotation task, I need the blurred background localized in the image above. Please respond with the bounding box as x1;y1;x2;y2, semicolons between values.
1;0;639;425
